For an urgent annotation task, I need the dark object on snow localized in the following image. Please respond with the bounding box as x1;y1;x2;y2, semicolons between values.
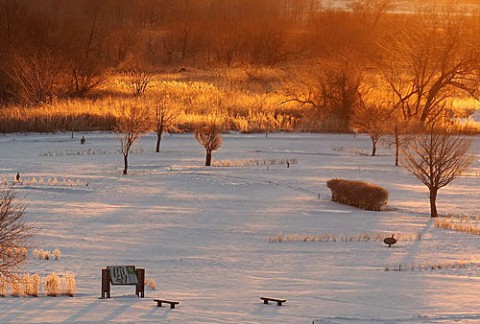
384;234;397;247
326;178;389;211
287;162;290;168
15;172;20;181
80;136;86;144
260;297;287;306
154;299;179;309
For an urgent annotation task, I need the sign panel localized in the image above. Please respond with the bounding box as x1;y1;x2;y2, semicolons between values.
107;265;138;285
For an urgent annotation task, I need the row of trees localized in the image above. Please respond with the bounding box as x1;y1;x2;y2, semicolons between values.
114;101;222;174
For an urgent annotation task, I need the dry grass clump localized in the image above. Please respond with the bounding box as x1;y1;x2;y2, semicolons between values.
33;248;62;261
326;178;389;211
33;249;57;261
53;249;61;260
5;247;28;259
29;274;40;297
3;176;82;188
63;272;76;297
434;216;480;235
269;232;421;243
45;273;60;297
213;158;297;168
385;260;477;271
145;278;157;290
0;272;74;297
9;275;23;297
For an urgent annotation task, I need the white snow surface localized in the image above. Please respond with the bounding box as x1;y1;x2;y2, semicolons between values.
0;132;479;324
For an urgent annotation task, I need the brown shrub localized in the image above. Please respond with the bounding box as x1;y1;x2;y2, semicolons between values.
326;178;389;211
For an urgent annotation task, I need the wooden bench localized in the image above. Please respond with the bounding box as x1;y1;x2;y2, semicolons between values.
260;297;286;306
154;299;179;309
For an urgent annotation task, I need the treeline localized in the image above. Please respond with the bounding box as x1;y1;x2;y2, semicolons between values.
1;0;480;134
0;0;408;103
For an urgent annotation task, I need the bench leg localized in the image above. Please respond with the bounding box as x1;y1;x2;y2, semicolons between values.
170;303;175;309
263;300;268;304
157;302;162;307
277;301;283;306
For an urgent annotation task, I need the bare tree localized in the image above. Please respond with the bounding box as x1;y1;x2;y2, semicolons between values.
401;130;473;217
5;50;59;105
194;123;223;167
115;102;149;175
0;189;31;279
61;7;106;97
283;56;364;131
118;68;153;98
351;102;392;156
152;93;176;153
379;13;480;125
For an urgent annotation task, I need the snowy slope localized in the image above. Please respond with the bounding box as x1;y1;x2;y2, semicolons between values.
0;132;479;323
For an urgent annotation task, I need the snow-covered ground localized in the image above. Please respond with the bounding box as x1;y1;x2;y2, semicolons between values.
0;132;479;324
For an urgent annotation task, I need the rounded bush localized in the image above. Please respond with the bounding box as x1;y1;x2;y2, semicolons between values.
326;178;389;211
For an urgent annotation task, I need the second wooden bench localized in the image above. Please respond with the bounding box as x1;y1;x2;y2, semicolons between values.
260;297;286;306
154;299;179;309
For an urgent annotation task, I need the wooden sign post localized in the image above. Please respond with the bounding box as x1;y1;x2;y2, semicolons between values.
101;265;145;298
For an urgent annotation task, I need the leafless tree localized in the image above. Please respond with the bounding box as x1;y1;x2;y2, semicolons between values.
64;10;105;97
283;57;364;131
0;189;31;279
115;102;149;175
5;50;59;105
348;0;394;30
401;130;473;217
350;102;392;156
152;93;176;153
379;13;480;125
194;123;223;167
127;69;153;98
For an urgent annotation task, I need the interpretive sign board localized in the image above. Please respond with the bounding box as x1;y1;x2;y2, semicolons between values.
107;265;138;285
101;266;145;298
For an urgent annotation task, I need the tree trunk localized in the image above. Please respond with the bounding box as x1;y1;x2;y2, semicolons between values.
205;150;212;166
429;187;438;217
371;137;377;156
123;154;128;175
394;125;399;166
155;123;164;153
155;132;162;153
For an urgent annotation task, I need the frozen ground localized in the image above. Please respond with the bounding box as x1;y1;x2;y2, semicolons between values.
0;132;479;323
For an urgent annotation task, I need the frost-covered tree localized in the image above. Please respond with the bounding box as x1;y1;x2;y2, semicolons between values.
194;123;223;166
401;131;473;217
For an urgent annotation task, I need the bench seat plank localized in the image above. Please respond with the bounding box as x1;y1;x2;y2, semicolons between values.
154;299;179;309
260;297;287;306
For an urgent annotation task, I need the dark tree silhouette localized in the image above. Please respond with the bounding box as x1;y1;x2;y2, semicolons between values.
194;123;223;166
401;130;473;217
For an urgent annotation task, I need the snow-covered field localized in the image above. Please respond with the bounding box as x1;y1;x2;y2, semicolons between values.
0;132;479;324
